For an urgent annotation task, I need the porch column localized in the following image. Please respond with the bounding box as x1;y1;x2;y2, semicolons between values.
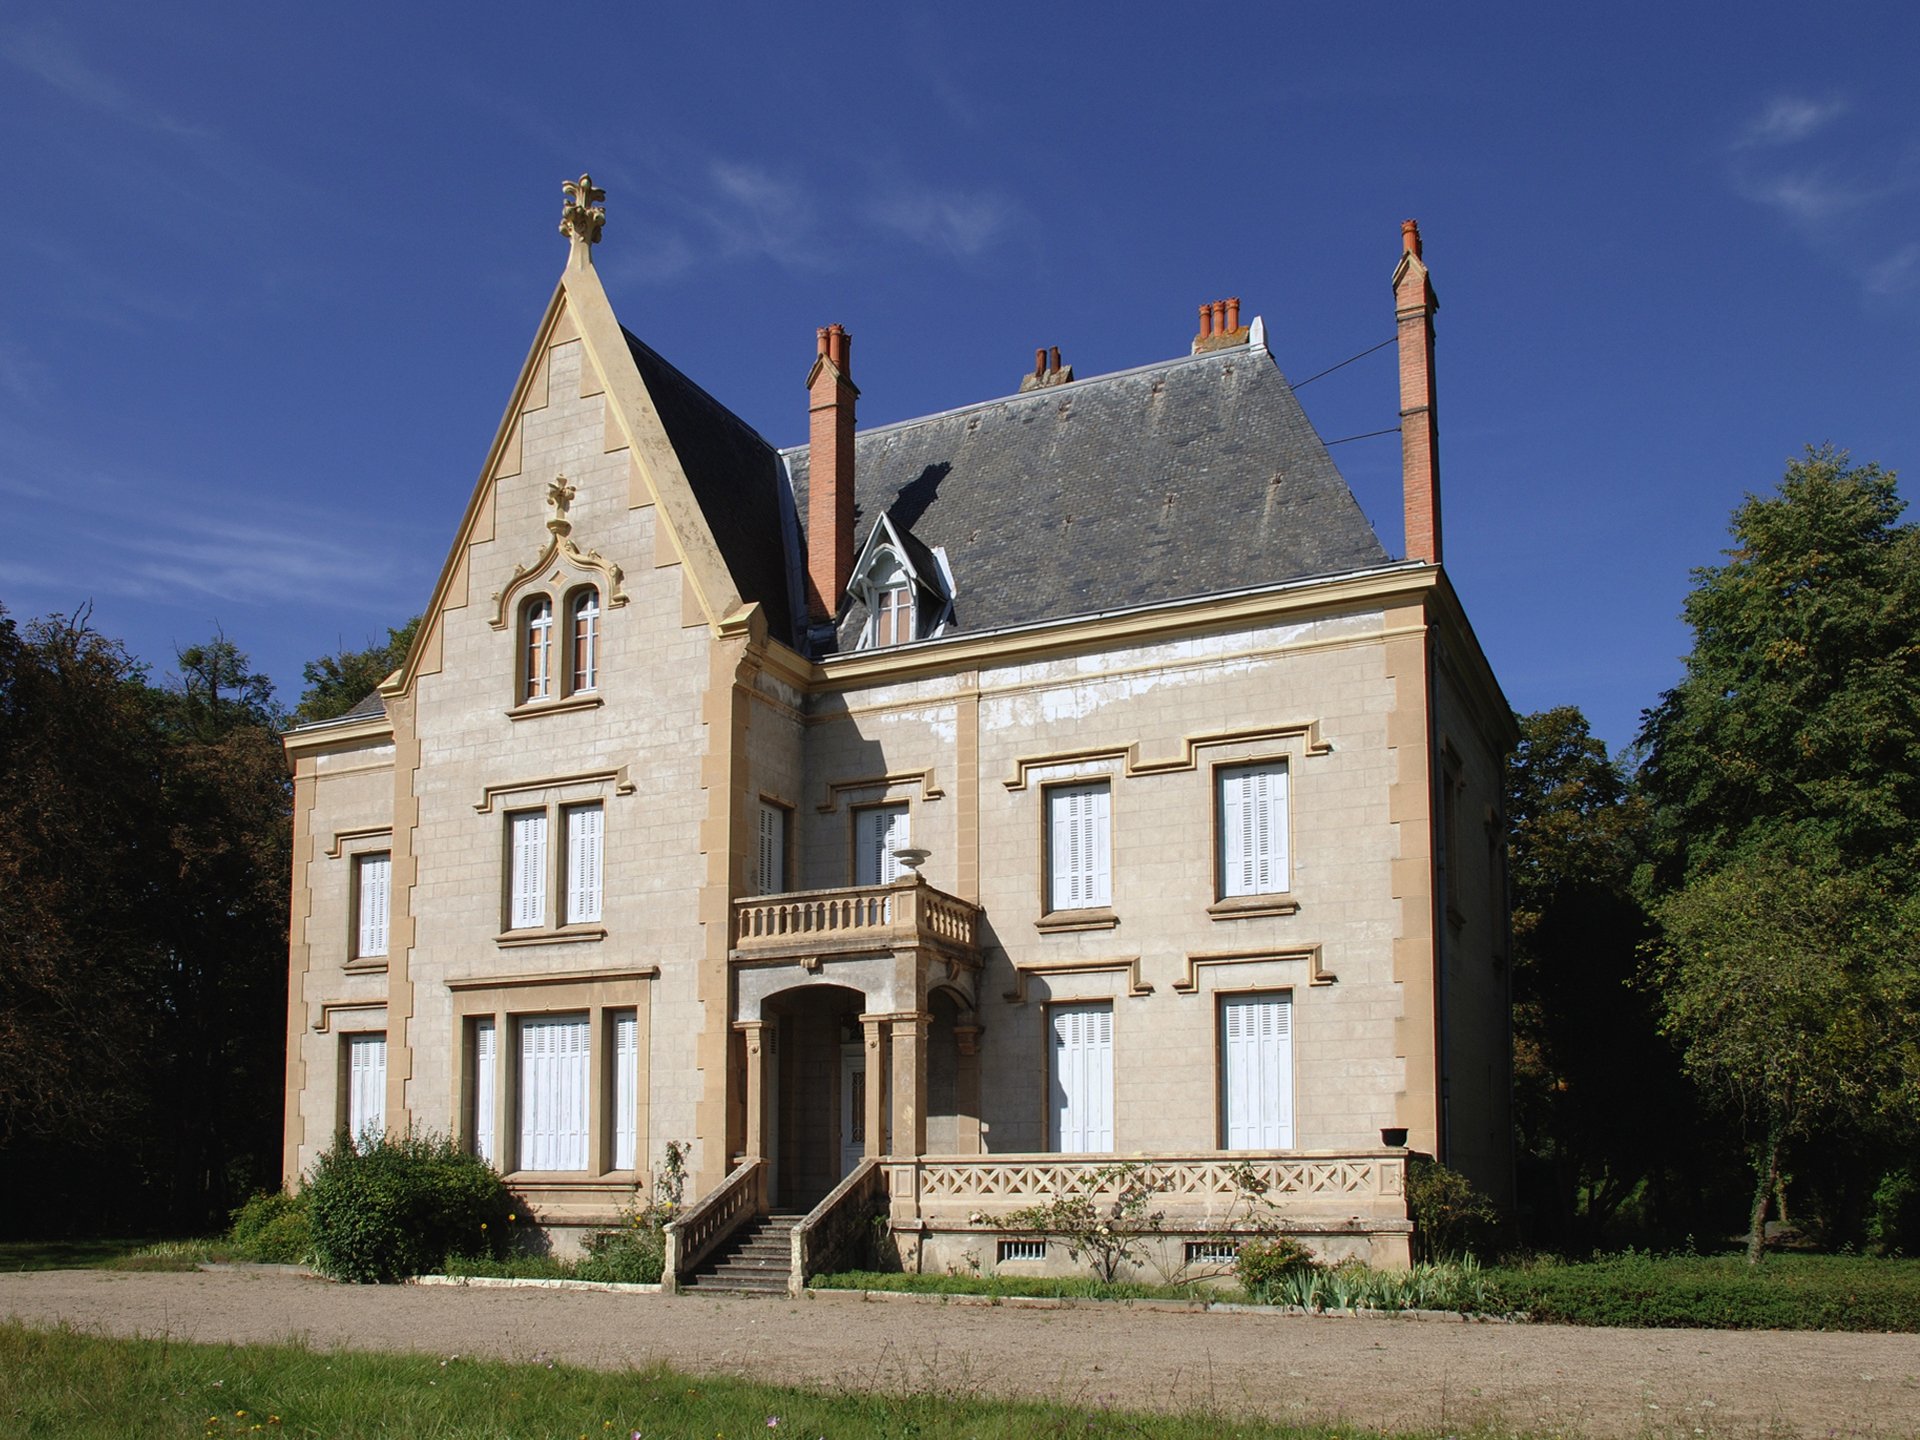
737;1020;771;1160
858;1013;888;1158
954;1021;983;1154
889;1011;931;1159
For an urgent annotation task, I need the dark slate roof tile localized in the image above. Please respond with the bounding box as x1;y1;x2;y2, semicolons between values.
623;329;800;646
787;345;1389;643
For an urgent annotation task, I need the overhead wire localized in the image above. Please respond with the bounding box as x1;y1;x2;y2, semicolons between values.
1290;335;1396;389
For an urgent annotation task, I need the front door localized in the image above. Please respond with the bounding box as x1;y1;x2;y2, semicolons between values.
839;1043;866;1177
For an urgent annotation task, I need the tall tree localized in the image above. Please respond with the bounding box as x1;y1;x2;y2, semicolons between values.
294;617;419;724
1507;707;1685;1245
1638;447;1920;1260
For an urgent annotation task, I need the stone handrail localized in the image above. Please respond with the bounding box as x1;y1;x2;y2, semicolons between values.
788;1157;887;1297
661;1158;763;1294
733;878;980;958
887;1150;1409;1225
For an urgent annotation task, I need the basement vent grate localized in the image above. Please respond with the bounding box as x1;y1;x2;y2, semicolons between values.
1185;1241;1240;1265
997;1238;1047;1263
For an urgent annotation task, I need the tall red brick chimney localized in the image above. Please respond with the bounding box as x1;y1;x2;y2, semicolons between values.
1393;220;1441;565
804;323;858;623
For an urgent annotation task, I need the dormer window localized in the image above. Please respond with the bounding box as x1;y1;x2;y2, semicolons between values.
849;513;953;652
568;587;600;693
522;596;554;701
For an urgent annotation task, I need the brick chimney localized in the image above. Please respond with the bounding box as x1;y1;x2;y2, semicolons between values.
1018;345;1074;391
1393;220;1441;564
804;324;858;623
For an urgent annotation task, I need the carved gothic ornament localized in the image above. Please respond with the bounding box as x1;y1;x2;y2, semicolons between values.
559;173;606;246
488;472;628;630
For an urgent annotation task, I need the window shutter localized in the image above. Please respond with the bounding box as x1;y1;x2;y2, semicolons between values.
1049;1004;1114;1153
357;852;390;958
758;803;785;896
566;805;603;925
613;1011;638;1170
473;1020;496;1165
858;805;909;885
1222;994;1293;1150
519;1015;589;1171
510;812;547;928
1049;783;1110;910
1219;764;1288;898
347;1033;386;1144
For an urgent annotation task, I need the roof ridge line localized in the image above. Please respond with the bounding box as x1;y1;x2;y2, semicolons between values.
778;343;1278;457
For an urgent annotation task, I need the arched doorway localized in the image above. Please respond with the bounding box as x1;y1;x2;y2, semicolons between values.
765;984;868;1209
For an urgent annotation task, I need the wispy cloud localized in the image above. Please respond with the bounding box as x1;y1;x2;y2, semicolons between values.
2;24;210;138
867;186;1015;259
1735;95;1845;149
1725;96;1920;306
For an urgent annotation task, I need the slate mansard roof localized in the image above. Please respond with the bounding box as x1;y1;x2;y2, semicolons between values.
784;342;1390;647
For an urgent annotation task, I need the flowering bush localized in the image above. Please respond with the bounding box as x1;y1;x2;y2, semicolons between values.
1005;1162;1166;1283
574;1140;689;1285
305;1128;513;1283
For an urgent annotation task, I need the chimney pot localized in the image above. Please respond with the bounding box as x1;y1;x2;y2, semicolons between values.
1402;219;1422;257
1226;297;1241;332
1049;345;1061;375
1211;299;1227;335
1198;303;1213;339
816;326;830;357
1034;347;1046;377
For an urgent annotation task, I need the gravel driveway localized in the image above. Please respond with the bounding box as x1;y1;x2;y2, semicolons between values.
5;1268;1917;1438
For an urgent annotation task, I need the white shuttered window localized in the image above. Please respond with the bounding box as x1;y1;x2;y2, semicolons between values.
1221;994;1294;1149
472;1020;497;1165
613;1011;638;1170
1048;1003;1114;1153
1047;782;1112;910
509;811;547;929
757;802;786;896
565;803;603;925
855;804;910;885
519;1014;590;1171
1218;763;1289;898
354;851;390;958
346;1033;386;1144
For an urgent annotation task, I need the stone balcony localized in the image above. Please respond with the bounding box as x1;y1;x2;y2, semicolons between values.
731;876;982;970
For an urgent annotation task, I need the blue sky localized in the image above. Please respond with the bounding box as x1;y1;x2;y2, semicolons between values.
2;3;1915;754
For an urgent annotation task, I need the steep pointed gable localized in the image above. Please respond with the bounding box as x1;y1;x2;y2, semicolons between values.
788;343;1390;642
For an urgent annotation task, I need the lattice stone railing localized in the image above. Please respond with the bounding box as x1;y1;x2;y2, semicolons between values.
733;878;980;961
887;1151;1408;1226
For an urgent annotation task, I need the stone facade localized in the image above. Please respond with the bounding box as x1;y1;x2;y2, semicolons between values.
283;201;1513;1277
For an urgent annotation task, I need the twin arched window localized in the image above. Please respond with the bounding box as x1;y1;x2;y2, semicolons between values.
521;586;600;703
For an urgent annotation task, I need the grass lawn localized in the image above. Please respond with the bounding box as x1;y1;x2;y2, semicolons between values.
0;1322;1441;1440
0;1237;231;1274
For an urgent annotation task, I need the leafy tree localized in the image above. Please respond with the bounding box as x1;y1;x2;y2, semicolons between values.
0;608;292;1235
294;616;419;724
1638;447;1920;1260
1506;708;1684;1245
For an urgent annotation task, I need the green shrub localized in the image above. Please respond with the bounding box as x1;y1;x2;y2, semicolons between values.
1234;1235;1319;1296
1481;1252;1920;1331
574;1220;665;1284
1869;1168;1920;1255
227;1190;311;1264
305;1129;513;1283
1406;1157;1498;1260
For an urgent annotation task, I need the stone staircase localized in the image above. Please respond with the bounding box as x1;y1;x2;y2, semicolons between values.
678;1211;801;1296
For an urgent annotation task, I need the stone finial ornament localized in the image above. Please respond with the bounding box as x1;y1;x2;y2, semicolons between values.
560;174;607;246
546;475;577;537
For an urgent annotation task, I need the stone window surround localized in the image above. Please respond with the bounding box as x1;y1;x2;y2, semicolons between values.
326;827;395;975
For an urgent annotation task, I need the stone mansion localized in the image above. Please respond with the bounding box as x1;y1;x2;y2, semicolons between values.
281;177;1513;1287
